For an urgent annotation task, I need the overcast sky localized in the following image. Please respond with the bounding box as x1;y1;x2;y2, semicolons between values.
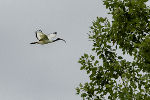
1;0;149;100
0;0;107;100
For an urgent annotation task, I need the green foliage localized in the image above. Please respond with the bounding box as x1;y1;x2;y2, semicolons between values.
76;0;150;99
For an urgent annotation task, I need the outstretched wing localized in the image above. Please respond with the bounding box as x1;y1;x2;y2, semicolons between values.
47;32;57;41
35;31;49;41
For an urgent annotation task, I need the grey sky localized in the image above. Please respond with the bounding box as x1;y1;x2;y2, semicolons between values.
0;0;108;100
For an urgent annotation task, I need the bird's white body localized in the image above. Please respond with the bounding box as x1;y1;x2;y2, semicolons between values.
30;30;66;44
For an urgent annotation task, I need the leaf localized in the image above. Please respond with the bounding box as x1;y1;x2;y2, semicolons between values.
81;93;87;97
118;56;123;59
84;53;88;58
80;65;85;70
94;60;99;66
91;56;95;60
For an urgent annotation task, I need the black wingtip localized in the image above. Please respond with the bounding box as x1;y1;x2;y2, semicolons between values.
53;32;57;34
36;30;42;32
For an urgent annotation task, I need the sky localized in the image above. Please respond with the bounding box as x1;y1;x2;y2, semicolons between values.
1;0;149;100
0;0;108;100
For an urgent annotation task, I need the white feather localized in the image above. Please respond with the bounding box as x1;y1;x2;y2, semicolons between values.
36;30;49;40
47;33;57;41
36;32;43;40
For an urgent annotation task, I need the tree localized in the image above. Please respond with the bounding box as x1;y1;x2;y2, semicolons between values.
76;0;150;99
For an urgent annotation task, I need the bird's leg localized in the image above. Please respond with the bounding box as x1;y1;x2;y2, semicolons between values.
30;42;38;44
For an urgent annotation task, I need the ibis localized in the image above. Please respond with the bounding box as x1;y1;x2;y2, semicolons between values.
30;30;66;44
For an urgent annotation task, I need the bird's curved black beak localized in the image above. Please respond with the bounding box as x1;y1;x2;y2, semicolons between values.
52;38;66;43
60;38;66;43
57;38;66;43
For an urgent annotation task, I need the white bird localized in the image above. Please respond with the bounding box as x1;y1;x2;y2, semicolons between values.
30;30;66;44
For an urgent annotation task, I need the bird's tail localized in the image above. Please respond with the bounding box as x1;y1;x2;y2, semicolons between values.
30;42;38;44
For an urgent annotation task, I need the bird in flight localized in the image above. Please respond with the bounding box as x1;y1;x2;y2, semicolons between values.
30;30;66;44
